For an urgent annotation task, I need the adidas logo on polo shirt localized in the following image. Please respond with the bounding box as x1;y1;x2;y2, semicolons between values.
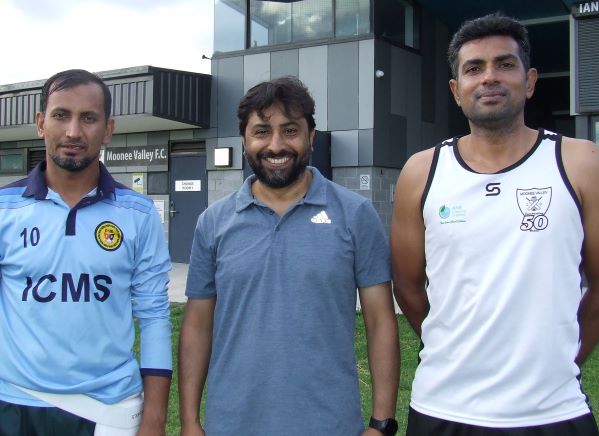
311;211;331;224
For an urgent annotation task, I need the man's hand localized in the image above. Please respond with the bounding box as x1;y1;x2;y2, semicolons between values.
181;421;206;436
136;420;166;436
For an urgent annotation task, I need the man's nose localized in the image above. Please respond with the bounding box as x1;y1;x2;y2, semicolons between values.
66;119;82;138
480;66;499;84
268;131;287;151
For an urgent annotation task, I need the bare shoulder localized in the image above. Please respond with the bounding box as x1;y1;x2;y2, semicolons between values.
392;146;438;219
562;135;598;155
561;136;599;201
396;146;437;192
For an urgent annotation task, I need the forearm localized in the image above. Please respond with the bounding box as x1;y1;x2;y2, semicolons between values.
178;315;212;428
139;375;171;435
366;313;400;418
577;286;599;364
394;284;428;337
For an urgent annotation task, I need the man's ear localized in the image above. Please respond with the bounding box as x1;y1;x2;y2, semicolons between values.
526;68;538;99
449;79;461;107
102;118;115;144
35;112;45;138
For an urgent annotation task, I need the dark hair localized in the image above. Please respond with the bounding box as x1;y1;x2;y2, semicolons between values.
448;12;531;79
237;76;316;136
40;69;112;122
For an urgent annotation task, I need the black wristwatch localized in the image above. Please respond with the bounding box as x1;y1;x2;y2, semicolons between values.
368;416;398;435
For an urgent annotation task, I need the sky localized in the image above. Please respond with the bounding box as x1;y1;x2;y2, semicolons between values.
0;0;214;85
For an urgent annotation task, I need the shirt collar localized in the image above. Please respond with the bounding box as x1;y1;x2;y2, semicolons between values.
235;166;328;213
22;161;117;201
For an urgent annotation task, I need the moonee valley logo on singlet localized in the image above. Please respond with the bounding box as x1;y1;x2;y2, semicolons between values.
516;187;552;232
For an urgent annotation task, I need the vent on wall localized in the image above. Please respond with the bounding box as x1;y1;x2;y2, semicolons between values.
170;142;206;154
577;18;599;113
28;149;45;171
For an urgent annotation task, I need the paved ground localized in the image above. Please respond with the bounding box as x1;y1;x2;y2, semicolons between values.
168;262;189;303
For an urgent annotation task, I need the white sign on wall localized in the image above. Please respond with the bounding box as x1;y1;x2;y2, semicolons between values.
175;180;202;192
359;174;370;190
132;173;144;193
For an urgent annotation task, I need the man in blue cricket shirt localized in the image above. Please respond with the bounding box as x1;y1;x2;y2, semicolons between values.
179;77;400;436
0;69;172;435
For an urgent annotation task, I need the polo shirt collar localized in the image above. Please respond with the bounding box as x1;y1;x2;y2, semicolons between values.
235;166;327;212
22;161;117;201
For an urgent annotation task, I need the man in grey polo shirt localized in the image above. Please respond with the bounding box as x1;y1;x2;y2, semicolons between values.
178;77;399;436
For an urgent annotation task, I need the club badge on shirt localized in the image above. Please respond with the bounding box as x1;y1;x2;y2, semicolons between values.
95;221;123;251
516;187;552;232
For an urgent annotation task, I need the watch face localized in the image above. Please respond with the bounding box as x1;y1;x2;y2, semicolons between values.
369;417;398;435
386;419;398;435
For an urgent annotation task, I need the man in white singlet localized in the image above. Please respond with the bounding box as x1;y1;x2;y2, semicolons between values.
392;13;599;436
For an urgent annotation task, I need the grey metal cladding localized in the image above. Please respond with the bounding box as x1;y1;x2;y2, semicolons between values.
217;56;244;137
0;92;40;127
577;18;599;113
359;40;375;130
331;130;359;166
358;129;374;166
152;69;211;127
328;42;359;131
373;40;404;168
375;114;406;168
420;10;436;123
243;53;270;93
211;59;218;129
271;49;299;79
299;45;328;131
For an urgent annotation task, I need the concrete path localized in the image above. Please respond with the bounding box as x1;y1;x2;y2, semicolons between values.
168;262;189;303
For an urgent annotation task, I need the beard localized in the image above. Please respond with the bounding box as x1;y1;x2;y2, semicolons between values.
463;88;525;132
246;149;310;189
50;147;99;172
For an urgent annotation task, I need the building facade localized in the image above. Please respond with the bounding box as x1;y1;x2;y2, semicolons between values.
0;0;597;263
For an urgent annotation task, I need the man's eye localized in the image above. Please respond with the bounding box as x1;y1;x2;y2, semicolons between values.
465;66;480;74
284;128;298;135
52;112;67;120
499;62;515;69
82;115;97;123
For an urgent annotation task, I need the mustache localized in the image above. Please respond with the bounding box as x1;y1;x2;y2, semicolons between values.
474;86;507;99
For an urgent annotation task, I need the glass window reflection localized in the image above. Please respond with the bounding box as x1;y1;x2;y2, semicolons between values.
214;0;246;52
336;0;370;38
250;0;333;47
0;152;24;173
374;0;420;49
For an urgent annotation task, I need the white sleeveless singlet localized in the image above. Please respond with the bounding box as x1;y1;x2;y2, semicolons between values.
413;129;590;427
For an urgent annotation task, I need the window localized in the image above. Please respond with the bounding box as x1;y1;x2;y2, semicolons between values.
213;0;372;53
374;0;420;50
0;149;25;174
335;0;370;38
250;0;333;47
214;0;246;52
148;172;169;195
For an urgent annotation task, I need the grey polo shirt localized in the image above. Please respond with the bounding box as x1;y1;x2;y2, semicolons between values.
186;167;391;436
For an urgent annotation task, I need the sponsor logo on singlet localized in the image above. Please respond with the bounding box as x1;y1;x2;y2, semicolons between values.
95;221;123;251
438;204;467;224
516;187;551;232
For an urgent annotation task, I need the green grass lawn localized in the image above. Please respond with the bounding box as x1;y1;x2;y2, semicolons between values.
159;303;599;435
